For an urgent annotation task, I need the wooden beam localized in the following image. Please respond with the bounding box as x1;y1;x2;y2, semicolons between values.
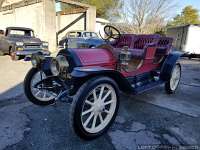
57;7;87;15
56;0;93;8
57;13;86;35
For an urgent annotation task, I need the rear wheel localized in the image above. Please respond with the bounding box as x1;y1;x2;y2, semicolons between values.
70;77;119;140
24;68;57;105
165;64;181;94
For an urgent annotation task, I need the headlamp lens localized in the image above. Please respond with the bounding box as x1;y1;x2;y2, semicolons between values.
50;55;69;76
50;58;60;76
31;59;38;68
16;42;24;46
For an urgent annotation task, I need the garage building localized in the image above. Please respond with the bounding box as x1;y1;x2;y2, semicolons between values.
0;0;96;52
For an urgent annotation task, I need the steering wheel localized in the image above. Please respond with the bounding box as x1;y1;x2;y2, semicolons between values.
99;25;121;41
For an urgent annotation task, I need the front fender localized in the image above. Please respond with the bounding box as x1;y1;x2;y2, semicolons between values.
71;67;133;93
160;51;183;81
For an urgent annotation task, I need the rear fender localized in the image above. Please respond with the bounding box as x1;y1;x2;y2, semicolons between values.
70;67;133;94
160;51;183;81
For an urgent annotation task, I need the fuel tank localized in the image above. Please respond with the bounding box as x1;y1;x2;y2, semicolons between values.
72;48;117;69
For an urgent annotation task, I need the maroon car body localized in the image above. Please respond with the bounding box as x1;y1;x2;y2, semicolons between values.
66;34;173;78
24;26;182;140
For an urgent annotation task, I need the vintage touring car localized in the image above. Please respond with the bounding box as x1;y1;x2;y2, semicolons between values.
24;25;182;140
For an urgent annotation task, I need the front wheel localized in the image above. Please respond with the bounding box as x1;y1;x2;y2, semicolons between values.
70;77;119;140
165;63;181;94
24;68;57;106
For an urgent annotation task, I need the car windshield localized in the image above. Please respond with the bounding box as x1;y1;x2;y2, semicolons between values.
83;32;98;38
9;29;34;37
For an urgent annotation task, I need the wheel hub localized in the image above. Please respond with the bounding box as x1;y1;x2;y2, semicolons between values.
93;101;104;115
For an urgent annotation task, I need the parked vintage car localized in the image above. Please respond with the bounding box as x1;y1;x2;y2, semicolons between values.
24;25;182;140
0;27;50;60
59;30;105;48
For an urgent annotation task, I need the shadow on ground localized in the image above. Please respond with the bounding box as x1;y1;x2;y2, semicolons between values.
0;82;24;102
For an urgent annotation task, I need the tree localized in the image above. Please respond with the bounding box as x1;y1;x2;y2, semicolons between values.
120;0;177;34
168;6;200;27
77;0;122;20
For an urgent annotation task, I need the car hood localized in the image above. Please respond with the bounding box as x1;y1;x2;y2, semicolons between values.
72;48;116;67
8;36;42;44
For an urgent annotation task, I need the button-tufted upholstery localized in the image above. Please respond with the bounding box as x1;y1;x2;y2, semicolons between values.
111;34;173;59
156;37;173;55
112;34;135;48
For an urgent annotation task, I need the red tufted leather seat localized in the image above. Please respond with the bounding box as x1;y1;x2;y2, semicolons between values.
129;49;145;59
112;34;172;59
112;34;135;48
156;37;173;55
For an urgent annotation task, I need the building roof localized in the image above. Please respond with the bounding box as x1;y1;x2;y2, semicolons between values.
6;27;33;31
56;0;94;8
167;24;200;30
96;18;110;24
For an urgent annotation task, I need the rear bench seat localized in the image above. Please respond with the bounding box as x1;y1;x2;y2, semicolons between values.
156;37;173;56
112;34;172;59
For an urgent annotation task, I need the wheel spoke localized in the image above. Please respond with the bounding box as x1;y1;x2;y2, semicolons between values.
82;107;94;116
98;113;104;123
35;90;40;96
104;109;110;114
84;112;94;127
98;86;105;100
103;99;114;106
93;90;98;102
43;91;47;98
102;90;112;102
92;115;97;129
85;100;94;106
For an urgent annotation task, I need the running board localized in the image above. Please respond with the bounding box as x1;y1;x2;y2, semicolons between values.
132;80;164;94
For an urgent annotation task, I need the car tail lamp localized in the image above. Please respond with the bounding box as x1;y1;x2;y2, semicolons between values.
119;46;131;70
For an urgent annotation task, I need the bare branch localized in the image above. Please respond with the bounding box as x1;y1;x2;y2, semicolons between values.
120;0;177;33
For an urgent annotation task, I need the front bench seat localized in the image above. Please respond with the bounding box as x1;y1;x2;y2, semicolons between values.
111;34;135;48
129;34;160;59
129;49;145;59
